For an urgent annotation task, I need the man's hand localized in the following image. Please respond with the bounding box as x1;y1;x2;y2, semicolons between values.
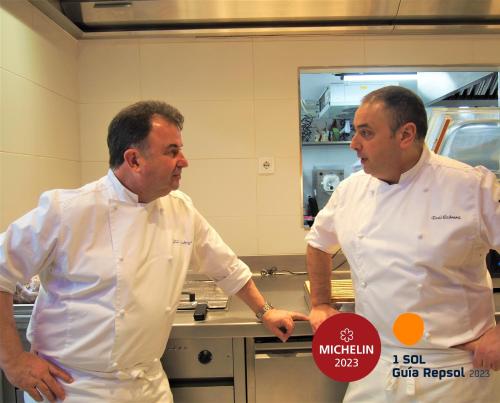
4;351;73;402
456;325;500;370
309;303;340;333
261;309;309;342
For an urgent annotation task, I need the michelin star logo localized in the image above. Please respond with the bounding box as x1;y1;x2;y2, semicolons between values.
340;328;354;343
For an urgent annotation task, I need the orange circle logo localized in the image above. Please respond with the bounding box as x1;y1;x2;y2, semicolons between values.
392;313;424;346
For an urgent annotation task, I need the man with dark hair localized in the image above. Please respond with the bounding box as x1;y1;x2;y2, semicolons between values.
306;86;499;401
107;101;185;169
362;85;429;140
0;100;307;402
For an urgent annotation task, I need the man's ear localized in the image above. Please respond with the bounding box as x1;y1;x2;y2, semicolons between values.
399;122;417;149
123;148;141;171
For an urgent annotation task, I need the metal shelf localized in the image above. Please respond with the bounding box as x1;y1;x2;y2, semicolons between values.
302;141;351;146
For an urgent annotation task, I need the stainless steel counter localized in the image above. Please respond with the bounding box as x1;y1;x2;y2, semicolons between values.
13;274;313;339
171;274;312;338
12;250;500;335
14;273;500;338
8;257;500;403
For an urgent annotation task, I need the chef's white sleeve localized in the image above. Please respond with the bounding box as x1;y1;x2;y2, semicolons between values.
477;166;500;250
191;207;252;296
305;186;341;254
0;190;60;294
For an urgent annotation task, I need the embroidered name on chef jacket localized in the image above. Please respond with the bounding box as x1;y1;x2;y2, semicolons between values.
431;215;462;220
173;239;193;246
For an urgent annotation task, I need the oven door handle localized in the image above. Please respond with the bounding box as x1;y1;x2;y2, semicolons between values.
255;351;312;359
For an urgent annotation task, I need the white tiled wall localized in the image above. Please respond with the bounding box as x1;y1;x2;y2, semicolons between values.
0;0;80;229
2;0;500;255
254;99;300;158
78;33;500;255
79;101;128;162
178;99;256;159
2;70;79;159
78;39;141;104
181;158;257;217
1;153;80;225
139;39;254;101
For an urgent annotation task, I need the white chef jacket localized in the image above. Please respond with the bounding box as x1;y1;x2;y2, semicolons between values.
342;357;500;403
0;170;251;398
306;145;499;355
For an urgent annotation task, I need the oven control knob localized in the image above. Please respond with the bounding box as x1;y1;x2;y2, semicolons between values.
198;350;213;364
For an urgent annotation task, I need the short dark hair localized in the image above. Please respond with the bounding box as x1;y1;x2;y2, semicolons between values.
107;100;184;168
362;86;428;141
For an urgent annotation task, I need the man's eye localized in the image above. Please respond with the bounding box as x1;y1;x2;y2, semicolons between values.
359;130;372;139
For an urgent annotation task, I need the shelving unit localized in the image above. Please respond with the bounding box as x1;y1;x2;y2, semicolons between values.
302;141;351;146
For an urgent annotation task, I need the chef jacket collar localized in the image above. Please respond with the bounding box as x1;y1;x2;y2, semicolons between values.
107;169;140;204
374;144;430;190
397;144;430;186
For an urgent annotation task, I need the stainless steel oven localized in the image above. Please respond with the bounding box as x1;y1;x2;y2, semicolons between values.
246;336;348;403
162;338;246;403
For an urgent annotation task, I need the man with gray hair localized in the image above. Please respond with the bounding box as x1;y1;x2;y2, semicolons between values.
0;100;307;402
306;86;499;402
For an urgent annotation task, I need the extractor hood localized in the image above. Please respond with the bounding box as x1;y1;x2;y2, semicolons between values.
429;72;499;107
28;0;500;38
308;71;499;122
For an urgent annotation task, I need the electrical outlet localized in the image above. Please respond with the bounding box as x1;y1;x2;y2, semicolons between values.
258;157;275;174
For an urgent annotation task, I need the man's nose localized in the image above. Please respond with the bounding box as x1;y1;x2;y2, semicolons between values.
178;152;189;167
350;133;360;151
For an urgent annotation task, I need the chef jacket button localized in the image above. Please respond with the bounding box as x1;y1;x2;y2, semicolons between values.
423;188;429;193
165;306;172;313
118;256;124;262
153;358;159;363
418;234;423;240
117;309;125;317
417;283;422;289
358;234;364;239
424;332;430;339
111;362;118;369
371;190;375;196
361;281;367;288
116;371;128;380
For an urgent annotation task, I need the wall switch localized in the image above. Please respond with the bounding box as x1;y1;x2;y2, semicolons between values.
258;157;275;174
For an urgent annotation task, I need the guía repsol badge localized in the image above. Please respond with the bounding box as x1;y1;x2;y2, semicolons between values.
312;313;381;382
